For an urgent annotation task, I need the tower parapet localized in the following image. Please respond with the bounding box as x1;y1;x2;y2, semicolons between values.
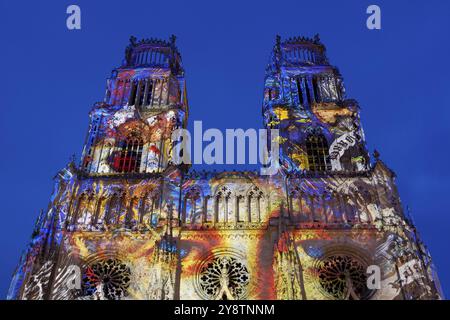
122;35;183;75
278;34;329;66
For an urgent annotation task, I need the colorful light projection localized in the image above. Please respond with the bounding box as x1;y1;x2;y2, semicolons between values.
8;35;442;300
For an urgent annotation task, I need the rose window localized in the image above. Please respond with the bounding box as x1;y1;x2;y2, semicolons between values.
317;254;371;300
83;258;131;300
197;255;249;300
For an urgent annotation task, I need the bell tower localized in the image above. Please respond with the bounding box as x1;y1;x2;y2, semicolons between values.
8;36;189;300
263;35;369;173
81;35;188;175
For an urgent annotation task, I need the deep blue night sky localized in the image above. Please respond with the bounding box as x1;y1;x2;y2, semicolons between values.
0;0;449;298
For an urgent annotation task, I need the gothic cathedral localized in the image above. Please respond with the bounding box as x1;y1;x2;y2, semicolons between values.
8;35;443;300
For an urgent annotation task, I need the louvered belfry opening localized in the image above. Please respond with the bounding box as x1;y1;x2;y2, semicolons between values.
305;134;331;172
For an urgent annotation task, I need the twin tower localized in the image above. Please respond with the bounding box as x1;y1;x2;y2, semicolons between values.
8;35;442;300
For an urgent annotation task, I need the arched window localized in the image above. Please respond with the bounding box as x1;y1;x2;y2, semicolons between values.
79;194;94;225
215;186;232;223
72;194;87;225
105;194;120;225
113;135;143;173
98;142;113;173
93;196;107;225
305;134;331;172
125;197;139;227
247;186;264;223
184;188;202;224
136;189;160;227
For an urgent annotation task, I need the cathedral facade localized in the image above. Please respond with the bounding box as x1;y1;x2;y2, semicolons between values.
7;35;442;300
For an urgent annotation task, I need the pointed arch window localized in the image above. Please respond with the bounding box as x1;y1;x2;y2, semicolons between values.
184;188;202;224
72;194;87;225
105;194;123;225
113;134;144;173
247;187;263;223
305;134;331;172
142;191;161;227
215;186;232;223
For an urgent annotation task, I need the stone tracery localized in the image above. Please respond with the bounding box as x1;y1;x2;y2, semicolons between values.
196;254;250;300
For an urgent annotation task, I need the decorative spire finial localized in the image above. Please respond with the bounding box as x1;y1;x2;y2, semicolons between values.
169;34;176;46
313;33;320;42
373;149;380;160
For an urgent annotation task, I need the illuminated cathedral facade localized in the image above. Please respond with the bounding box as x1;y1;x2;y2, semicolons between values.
8;35;442;300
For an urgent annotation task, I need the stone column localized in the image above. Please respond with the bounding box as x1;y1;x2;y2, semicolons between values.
214;197;218;224
235;196;239;224
142;79;149;108
247;196;251;222
256;196;261;222
202;196;208;224
135;80;143;108
224;196;229;223
182;198;187;224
